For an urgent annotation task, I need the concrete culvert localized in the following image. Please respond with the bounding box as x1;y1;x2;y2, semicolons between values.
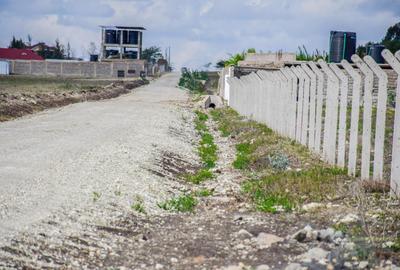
198;95;223;109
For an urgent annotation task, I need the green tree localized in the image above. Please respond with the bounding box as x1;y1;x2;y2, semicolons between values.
141;46;163;64
224;52;245;67
382;22;400;53
53;39;65;59
9;36;26;49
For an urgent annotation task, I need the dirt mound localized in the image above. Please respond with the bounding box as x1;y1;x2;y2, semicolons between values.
0;80;148;121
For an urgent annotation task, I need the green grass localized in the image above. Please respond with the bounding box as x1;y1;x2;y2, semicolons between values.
185;110;217;184
210;107;351;213
184;169;214;184
233;143;253;170
92;192;101;202
242;167;348;213
157;195;197;212
195;110;209;122
199;132;218;169
195;188;214;197
131;202;146;214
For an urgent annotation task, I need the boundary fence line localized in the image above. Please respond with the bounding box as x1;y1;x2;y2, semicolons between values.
222;49;400;196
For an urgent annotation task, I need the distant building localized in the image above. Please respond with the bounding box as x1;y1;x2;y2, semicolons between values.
28;42;56;54
157;58;168;73
100;26;145;60
0;48;44;60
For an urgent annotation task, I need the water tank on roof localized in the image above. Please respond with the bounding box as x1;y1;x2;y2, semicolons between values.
329;31;357;63
367;44;385;64
90;54;99;62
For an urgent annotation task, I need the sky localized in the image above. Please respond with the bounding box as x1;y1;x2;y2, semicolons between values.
0;0;399;69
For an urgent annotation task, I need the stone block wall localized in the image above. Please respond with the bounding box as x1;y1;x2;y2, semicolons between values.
9;60;146;78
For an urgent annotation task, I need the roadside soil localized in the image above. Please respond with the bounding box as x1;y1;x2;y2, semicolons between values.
0;78;148;121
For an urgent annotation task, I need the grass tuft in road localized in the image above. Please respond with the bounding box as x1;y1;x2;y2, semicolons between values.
158;195;197;212
185;169;214;184
184;110;218;185
194;188;214;197
131;202;146;214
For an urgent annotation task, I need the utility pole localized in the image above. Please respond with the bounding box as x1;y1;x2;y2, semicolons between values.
168;46;171;71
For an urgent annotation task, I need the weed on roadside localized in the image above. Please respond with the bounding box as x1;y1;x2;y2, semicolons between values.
92;192;101;202
184;169;214;184
158;195;197;212
184;109;217;184
194;188;214;197
131;202;146;214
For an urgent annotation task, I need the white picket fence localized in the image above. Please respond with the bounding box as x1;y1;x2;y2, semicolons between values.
224;49;400;196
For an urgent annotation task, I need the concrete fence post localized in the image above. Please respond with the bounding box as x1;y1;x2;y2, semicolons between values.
291;67;303;143
308;62;324;154
364;56;388;182
301;64;317;149
282;67;298;140
352;54;374;181
341;59;362;177
318;59;340;165
298;66;311;146
382;49;400;195
330;63;349;168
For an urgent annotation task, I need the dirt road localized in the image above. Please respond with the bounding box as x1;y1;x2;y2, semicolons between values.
1;74;397;269
0;73;195;240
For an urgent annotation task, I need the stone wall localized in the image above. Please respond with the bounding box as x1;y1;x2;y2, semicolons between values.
9;60;146;78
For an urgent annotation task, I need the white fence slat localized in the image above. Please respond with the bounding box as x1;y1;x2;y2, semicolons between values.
382;49;400;195
309;62;324;154
318;60;340;165
298;66;311;146
341;60;362;177
302;64;317;150
284;67;298;140
292;67;303;143
352;54;374;181
330;63;349;168
364;56;388;181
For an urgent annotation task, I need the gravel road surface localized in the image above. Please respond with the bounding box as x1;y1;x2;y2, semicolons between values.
0;73;196;242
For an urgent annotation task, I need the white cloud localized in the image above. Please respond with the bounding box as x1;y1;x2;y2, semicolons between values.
200;1;214;16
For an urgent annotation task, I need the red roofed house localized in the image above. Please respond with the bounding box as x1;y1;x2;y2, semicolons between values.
0;48;44;61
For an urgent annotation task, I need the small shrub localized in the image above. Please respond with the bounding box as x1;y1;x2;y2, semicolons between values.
178;71;208;92
268;153;290;171
158;195;197;212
